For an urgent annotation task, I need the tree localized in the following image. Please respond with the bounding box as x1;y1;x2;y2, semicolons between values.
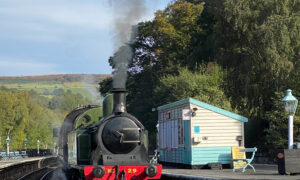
99;77;113;96
154;64;233;111
263;91;300;159
100;0;300;153
100;0;226;147
206;0;300;146
130;0;205;75
48;92;89;112
0;89;63;149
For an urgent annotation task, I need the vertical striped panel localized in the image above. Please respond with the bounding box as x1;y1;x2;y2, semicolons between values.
159;147;186;164
184;120;191;164
159;150;166;162
191;147;232;165
178;147;184;163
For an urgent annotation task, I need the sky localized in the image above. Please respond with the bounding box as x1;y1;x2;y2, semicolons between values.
0;0;171;76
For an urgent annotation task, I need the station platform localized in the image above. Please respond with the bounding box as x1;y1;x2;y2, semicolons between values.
162;164;300;180
0;156;58;180
0;156;54;169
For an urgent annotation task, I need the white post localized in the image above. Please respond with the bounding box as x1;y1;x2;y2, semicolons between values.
53;143;56;154
288;115;294;149
7;143;9;155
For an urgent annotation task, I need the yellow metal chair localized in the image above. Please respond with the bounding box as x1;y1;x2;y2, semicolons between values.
232;147;257;173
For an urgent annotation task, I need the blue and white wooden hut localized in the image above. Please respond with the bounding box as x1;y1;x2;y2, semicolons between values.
157;98;248;168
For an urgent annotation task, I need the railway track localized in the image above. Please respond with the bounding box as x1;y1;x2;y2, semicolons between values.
17;166;61;180
40;168;58;180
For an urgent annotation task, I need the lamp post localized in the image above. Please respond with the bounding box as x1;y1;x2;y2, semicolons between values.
24;138;28;151
6;136;10;155
44;141;47;149
53;142;56;154
37;140;40;155
282;89;298;149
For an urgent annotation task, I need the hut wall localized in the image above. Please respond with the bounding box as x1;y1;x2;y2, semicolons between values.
190;104;244;165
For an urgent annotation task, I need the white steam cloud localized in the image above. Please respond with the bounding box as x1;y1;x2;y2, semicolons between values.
82;75;102;105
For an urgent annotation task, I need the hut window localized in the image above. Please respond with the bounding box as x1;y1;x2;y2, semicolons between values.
171;120;178;148
165;112;170;119
178;118;184;145
166;121;172;147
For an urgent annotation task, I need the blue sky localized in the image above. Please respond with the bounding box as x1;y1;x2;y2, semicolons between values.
0;0;171;76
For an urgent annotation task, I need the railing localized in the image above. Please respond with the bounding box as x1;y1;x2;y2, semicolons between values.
0;149;53;160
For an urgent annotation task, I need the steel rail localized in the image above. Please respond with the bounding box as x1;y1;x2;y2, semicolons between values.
40;168;56;180
17;167;48;180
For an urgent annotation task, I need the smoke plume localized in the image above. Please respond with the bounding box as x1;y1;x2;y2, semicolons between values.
82;75;102;105
109;0;147;88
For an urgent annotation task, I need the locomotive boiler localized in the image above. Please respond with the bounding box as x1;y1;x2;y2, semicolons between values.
58;88;162;180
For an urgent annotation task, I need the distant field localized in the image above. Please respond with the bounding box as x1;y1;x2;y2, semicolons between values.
2;82;93;98
0;74;112;102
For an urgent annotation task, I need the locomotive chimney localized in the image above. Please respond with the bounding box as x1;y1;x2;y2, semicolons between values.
111;88;127;114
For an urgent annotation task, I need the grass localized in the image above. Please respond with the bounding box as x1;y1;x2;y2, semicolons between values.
0;74;111;102
0;81;101;102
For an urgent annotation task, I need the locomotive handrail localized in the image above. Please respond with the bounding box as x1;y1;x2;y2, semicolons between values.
150;150;159;164
122;128;141;130
113;129;141;144
121;140;141;143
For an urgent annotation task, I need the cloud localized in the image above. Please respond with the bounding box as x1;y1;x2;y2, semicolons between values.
0;0;163;43
0;0;171;76
0;0;113;30
0;57;62;76
0;0;113;43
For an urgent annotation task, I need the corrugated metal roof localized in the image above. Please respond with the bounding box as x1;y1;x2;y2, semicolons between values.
157;98;248;122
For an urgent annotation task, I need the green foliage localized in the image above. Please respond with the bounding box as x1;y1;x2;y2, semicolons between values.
0;81;101;102
131;0;205;74
263;92;288;157
0;87;90;150
0;76;105;150
154;64;233;111
207;0;300;147
263;92;300;159
99;77;113;96
48;91;89;112
0;90;57;149
99;0;300;155
0;74;109;84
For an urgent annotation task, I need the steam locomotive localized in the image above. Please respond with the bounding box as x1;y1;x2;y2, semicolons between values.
58;88;162;180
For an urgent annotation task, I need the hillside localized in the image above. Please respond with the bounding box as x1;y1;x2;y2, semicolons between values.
0;74;112;102
0;74;111;84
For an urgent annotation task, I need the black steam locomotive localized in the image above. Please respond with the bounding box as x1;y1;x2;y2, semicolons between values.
58;88;162;180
